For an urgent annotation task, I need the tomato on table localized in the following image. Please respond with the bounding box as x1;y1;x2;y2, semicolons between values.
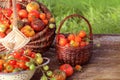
18;9;28;18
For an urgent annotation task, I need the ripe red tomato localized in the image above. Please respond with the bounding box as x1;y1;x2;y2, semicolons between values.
18;9;28;18
2;8;13;17
9;60;17;65
28;10;39;22
79;30;86;38
12;52;22;59
59;38;68;46
60;64;74;77
0;65;3;71
42;19;48;25
20;56;29;61
18;61;28;70
31;52;36;58
16;3;22;11
0;32;6;38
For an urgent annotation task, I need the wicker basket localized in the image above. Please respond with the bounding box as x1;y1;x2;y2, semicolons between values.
0;0;56;53
56;14;93;66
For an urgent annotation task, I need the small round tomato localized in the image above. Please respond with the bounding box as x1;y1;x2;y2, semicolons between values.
16;3;22;11
0;23;8;33
18;61;28;70
5;65;14;72
42;19;48;25
28;10;39;22
26;1;40;12
2;8;13;17
18;9;28;18
75;35;82;43
30;52;36;58
0;65;3;71
59;38;68;46
20;56;29;61
80;41;86;47
60;64;74;77
12;52;22;59
0;32;6;38
9;60;17;65
79;30;86;38
39;13;46;20
67;34;75;41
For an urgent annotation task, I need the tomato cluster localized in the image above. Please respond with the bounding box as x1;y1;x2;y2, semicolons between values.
58;30;89;47
0;1;55;38
0;49;43;73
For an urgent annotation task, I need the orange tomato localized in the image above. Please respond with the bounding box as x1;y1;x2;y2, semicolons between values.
42;19;48;25
39;13;46;20
67;34;75;41
21;25;35;37
26;1;40;12
59;38;68;46
79;30;86;38
75;35;82;43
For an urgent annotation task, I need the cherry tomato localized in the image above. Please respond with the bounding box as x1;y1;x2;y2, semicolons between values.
60;64;74;77
39;13;46;20
16;3;22;11
28;10;39;22
9;60;17;65
0;32;6;38
12;52;22;59
31;52;36;58
79;30;86;38
0;65;3;71
18;61;28;70
42;19;48;25
59;38;68;46
18;9;28;18
20;56;29;61
67;34;75;41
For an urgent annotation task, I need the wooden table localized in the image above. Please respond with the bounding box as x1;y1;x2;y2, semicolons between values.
31;34;120;80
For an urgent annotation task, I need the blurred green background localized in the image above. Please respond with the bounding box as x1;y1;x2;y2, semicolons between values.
38;0;120;34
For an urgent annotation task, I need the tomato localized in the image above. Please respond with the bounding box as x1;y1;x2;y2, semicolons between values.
0;60;4;65
21;25;35;37
31;19;45;32
26;1;40;12
9;60;17;65
52;69;66;80
0;32;6;38
57;34;65;41
28;10;40;22
0;65;3;71
29;64;35;70
59;38;68;46
80;41;86;47
16;3;22;11
20;56;29;61
75;35;82;43
2;8;13;17
70;40;79;47
39;13;46;20
42;19;48;25
18;61;28;70
67;34;75;41
30;52;36;58
12;52;22;59
5;65;14;72
18;9;28;18
49;17;55;23
60;64;74;77
0;23;8;33
79;30;86;38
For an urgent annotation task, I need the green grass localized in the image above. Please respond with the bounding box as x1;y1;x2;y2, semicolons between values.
37;0;120;34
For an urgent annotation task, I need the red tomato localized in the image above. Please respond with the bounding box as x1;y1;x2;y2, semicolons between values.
9;60;17;65
18;9;28;18
0;65;3;71
0;32;6;38
60;64;74;77
20;56;29;61
28;10;39;22
2;8;13;17
31;52;36;58
12;52;22;59
80;41;86;47
16;3;22;11
42;19;48;25
57;34;66;41
18;61;28;70
59;38;68;46
39;13;46;20
79;30;86;38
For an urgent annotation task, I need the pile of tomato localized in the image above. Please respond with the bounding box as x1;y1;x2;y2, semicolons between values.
58;30;89;48
0;49;43;73
0;1;55;38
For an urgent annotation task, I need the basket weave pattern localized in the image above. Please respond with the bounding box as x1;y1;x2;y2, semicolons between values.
56;14;93;66
0;1;56;53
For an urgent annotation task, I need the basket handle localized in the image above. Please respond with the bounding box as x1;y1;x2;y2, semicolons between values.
57;14;93;42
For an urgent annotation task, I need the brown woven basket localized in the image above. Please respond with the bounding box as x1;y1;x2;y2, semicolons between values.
56;14;93;66
0;1;56;53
